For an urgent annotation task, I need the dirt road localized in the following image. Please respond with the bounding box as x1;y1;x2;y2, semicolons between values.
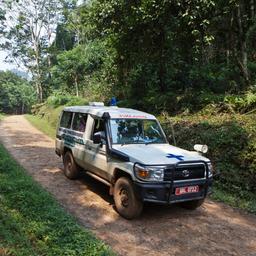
0;115;256;256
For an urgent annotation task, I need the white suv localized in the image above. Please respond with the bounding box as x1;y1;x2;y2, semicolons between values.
55;102;213;219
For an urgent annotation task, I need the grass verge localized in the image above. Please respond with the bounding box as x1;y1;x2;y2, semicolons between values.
0;113;5;120
0;143;113;256
211;184;256;214
25;114;56;139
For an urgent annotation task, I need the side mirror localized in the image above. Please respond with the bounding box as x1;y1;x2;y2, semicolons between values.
194;144;208;154
93;131;105;144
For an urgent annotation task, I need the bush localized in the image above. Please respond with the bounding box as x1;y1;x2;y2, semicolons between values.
46;92;89;108
161;112;256;194
31;94;89;129
224;92;256;113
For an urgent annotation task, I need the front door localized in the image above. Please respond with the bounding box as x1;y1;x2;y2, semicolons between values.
85;118;110;181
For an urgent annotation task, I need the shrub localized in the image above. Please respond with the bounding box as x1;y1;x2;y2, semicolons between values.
161;113;256;194
224;92;256;113
31;94;89;129
46;93;89;108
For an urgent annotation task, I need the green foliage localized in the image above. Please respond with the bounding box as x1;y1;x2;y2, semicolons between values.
0;0;75;102
47;0;254;113
46;92;89;108
31;104;64;129
212;184;256;214
2;0;256;107
0;143;113;255
51;40;114;101
29;93;90;133
162;112;256;195
0;113;4;120
224;91;256;113
0;71;36;114
45;0;226;108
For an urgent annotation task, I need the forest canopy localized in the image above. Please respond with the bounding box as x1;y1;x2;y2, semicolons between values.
0;0;256;113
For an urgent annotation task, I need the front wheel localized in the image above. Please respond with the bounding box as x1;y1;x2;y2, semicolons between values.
180;199;204;210
114;177;143;219
63;151;80;179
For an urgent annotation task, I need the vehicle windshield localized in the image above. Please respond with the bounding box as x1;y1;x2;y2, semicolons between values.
110;119;167;145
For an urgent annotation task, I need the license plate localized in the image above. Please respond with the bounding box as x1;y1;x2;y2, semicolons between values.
175;185;199;196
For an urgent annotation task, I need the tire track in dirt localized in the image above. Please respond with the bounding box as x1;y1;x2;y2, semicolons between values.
0;115;256;256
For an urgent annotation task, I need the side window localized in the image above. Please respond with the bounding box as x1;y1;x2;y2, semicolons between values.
72;113;88;132
91;118;105;138
60;111;73;128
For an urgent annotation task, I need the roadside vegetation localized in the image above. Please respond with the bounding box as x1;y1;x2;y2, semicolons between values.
25;94;89;139
0;143;113;256
162;108;256;213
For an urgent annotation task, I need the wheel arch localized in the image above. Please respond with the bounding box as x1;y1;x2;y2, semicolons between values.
112;168;133;184
63;146;72;156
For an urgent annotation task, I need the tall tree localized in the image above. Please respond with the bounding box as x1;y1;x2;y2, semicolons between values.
0;0;73;102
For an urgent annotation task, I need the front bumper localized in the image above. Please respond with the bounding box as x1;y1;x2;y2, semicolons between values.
134;178;213;204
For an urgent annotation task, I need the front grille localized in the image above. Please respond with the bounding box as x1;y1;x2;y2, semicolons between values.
164;164;205;181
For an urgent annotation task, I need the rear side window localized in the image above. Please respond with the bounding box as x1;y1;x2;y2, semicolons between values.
60;111;73;128
72;113;88;132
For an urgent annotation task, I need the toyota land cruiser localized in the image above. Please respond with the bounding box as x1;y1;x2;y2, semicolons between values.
55;102;213;219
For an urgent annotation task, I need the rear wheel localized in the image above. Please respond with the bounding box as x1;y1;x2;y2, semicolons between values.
114;177;143;219
63;151;80;179
180;199;204;210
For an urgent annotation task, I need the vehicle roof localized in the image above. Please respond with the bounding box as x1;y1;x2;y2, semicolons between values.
63;106;156;120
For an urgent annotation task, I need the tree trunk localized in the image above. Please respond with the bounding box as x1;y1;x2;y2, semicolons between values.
250;0;255;18
158;28;167;92
241;40;249;82
47;16;53;80
21;102;25;114
36;80;43;102
34;40;44;102
237;3;250;85
74;74;79;97
36;76;43;102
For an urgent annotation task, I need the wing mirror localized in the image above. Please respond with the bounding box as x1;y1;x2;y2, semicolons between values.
93;131;105;144
193;144;208;154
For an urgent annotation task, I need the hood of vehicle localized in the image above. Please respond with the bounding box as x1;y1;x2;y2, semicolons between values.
112;143;209;165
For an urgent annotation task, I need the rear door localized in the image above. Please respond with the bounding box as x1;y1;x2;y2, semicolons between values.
56;111;73;154
71;112;88;168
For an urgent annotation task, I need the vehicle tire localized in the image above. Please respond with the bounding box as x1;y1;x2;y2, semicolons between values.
180;199;204;210
63;151;80;179
114;177;143;219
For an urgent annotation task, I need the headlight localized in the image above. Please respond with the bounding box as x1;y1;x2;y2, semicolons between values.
134;164;164;182
207;162;214;178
